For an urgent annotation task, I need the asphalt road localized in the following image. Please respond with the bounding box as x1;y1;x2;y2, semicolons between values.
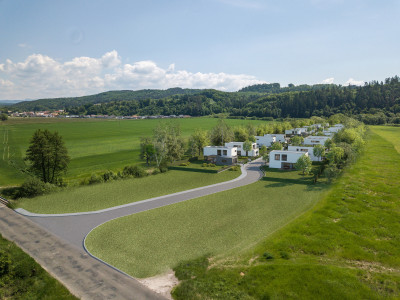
17;159;264;252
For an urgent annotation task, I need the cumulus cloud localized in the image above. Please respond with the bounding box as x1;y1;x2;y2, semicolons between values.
0;51;265;99
345;78;364;86
321;77;334;84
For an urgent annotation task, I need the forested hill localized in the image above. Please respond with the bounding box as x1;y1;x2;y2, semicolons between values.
238;82;335;93
9;88;203;111
6;77;400;121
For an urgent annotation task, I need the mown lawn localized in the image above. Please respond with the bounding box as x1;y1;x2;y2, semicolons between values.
170;127;400;299
0;117;265;186
85;168;329;278
0;234;77;299
16;169;240;213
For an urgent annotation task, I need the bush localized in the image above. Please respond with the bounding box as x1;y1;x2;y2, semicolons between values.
188;156;199;162
280;251;290;260
263;252;274;260
18;177;57;198
179;162;190;166
208;163;216;167
229;165;240;171
88;174;103;185
0;250;11;276
102;171;117;182
123;165;147;178
202;163;208;167
152;168;160;175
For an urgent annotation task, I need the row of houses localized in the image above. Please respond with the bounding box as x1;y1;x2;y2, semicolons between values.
9;112;191;120
202;123;345;168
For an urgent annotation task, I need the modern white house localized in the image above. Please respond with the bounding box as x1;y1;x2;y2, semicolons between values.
225;142;259;157
326;126;342;133
303;136;331;146
288;145;323;161
285;128;308;136
255;135;276;147
322;130;335;136
203;146;238;165
269;150;308;169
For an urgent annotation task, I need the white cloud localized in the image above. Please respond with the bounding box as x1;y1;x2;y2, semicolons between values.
18;43;28;48
0;51;265;99
345;78;364;86
321;77;334;84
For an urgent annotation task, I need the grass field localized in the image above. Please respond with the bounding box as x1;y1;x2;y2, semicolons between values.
0;234;77;299
85;168;329;278
0;117;265;186
170;126;400;299
16;169;240;213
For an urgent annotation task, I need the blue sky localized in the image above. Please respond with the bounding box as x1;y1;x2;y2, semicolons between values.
1;0;399;99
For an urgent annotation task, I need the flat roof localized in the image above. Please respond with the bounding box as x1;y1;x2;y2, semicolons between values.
269;150;307;154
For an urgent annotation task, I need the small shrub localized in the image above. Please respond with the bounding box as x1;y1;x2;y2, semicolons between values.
229;165;240;171
208;163;216;167
280;251;290;260
159;166;169;173
0;250;11;276
18;177;57;198
102;171;117;182
123;165;147;178
88;174;103;185
152;168;160;175
179;162;190;166
263;252;274;260
202;163;208;167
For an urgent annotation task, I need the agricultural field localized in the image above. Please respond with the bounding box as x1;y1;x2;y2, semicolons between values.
0;117;266;186
85;168;329;278
16;169;240;214
169;126;400;299
0;234;77;299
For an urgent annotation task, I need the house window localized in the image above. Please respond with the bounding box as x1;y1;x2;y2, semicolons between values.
223;150;227;155
238;151;242;156
301;149;308;152
217;150;221;155
275;154;280;160
282;154;287;161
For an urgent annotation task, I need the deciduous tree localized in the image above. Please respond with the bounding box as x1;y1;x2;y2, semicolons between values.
295;154;312;175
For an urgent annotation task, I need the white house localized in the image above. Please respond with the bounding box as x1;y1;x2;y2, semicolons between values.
288;145;323;161
304;136;331;146
285;128;308;136
224;142;259;157
255;135;276;147
269;150;308;169
322;130;334;136
326;126;342;133
203;146;238;165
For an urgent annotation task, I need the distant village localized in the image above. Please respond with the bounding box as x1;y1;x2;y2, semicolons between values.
9;110;191;120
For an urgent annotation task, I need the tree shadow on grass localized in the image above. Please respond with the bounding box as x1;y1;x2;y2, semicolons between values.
262;176;328;191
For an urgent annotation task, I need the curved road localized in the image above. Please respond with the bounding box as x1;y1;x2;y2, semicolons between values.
17;159;264;251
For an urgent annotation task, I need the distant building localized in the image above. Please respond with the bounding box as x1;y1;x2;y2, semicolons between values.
224;142;259;157
303;136;331;146
203;146;238;165
269;150;308;169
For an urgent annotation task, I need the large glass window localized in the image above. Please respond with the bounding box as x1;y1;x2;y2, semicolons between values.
282;154;287;161
275;154;280;160
223;150;227;155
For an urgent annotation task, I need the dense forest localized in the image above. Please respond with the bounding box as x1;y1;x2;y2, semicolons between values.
5;76;400;124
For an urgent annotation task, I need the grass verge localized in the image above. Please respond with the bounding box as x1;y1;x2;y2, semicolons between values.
0;234;77;299
85;168;329;278
170;126;400;299
16;169;240;213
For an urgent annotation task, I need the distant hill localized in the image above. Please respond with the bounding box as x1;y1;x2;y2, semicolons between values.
0;100;24;106
238;83;336;93
10;88;204;111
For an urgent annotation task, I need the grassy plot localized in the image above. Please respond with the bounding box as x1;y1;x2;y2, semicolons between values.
171;127;400;299
16;169;240;213
85;168;329;278
0;234;77;299
0;117;265;186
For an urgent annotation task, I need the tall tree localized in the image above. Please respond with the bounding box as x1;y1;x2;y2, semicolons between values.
295;154;312;175
140;137;156;166
25;129;70;183
243;140;253;156
313;144;325;161
188;129;209;157
210;119;234;146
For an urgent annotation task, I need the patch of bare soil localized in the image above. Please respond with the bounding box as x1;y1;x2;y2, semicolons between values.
137;269;180;300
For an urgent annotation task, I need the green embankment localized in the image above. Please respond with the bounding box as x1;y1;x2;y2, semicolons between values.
85;168;329;278
170;126;400;299
0;234;77;299
0;117;265;186
16;169;240;214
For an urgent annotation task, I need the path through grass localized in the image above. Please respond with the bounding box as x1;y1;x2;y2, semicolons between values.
85;168;329;278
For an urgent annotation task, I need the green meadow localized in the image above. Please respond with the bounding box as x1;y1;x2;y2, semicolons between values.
170;126;400;299
0;117;265;186
85;168;329;278
16;169;240;213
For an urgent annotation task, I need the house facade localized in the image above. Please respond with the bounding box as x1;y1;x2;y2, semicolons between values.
287;145;322;161
224;142;259;157
255;135;276;147
285;128;307;136
269;150;308;169
203;146;238;165
304;136;331;146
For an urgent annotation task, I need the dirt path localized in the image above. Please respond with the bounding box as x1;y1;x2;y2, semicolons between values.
0;206;166;300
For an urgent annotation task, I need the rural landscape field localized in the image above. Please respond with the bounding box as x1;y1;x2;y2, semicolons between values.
2;1;400;299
